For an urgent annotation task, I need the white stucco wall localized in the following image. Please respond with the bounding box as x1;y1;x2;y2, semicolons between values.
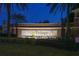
18;27;61;39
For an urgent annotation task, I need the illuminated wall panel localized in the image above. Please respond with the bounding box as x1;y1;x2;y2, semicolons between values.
20;30;58;39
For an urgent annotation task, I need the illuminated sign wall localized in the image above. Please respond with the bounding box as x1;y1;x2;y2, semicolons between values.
21;30;58;39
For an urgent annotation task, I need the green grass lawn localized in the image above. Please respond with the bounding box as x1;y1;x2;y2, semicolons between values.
0;43;79;56
0;37;79;56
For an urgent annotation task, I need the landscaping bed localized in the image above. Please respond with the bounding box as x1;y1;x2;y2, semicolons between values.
0;37;79;55
0;37;77;51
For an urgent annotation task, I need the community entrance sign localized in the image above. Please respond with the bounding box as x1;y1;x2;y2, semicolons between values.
21;30;58;39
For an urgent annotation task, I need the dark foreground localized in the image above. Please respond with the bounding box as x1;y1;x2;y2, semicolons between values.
0;37;79;56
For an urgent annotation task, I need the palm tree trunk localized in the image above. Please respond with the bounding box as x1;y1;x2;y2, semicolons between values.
15;21;18;37
60;8;65;40
66;4;71;40
7;3;11;37
61;18;65;40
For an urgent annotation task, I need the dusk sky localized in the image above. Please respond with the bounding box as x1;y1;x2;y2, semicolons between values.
0;3;67;25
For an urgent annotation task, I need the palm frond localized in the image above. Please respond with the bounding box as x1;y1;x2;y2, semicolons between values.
0;3;2;8
46;3;52;6
49;3;58;13
0;3;3;13
72;3;79;10
59;4;66;15
11;13;26;23
52;4;60;15
16;3;28;10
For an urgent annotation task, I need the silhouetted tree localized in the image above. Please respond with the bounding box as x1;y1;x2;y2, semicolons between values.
0;25;2;34
2;20;7;33
0;3;27;37
11;13;26;37
47;3;79;40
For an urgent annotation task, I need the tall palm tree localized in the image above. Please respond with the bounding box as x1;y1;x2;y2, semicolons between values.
0;3;27;37
2;19;7;34
47;3;79;40
11;13;26;37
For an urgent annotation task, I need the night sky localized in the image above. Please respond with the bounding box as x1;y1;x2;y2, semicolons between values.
0;3;67;25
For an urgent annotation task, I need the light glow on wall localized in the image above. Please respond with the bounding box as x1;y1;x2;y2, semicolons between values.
21;30;58;39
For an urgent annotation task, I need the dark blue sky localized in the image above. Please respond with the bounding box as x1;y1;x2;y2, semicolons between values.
0;3;67;25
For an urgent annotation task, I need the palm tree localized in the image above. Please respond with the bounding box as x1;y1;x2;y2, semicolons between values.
2;19;7;34
11;13;26;37
0;3;27;37
47;3;79;40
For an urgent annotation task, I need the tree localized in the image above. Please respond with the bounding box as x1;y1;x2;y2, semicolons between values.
2;19;7;33
0;3;27;37
0;25;2;34
11;13;26;37
47;3;79;40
